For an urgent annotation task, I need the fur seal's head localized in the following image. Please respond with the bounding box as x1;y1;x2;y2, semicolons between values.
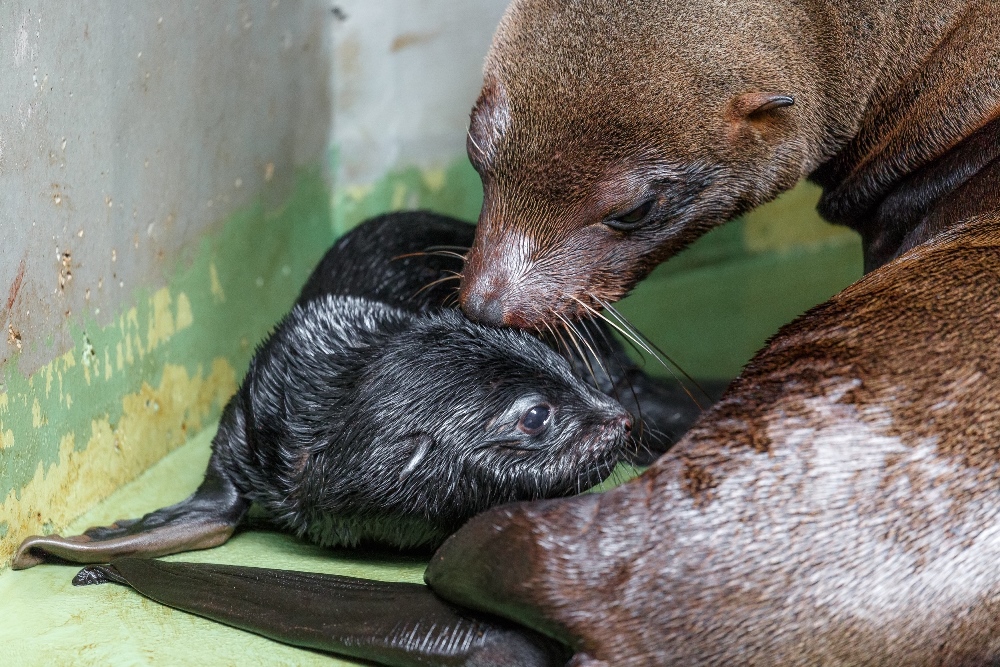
459;0;835;327
262;298;632;550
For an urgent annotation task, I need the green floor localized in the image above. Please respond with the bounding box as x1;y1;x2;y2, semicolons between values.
0;426;430;666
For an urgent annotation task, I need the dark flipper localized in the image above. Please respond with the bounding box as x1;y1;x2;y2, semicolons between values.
566;318;731;463
620;374;730;463
12;462;249;570
75;558;570;667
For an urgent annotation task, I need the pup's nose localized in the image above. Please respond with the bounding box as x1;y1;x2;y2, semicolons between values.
621;413;633;435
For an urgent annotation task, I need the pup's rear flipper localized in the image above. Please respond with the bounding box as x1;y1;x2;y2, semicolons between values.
12;464;249;569
75;558;570;667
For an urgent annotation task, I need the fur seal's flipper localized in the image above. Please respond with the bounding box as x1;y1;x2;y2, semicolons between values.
77;558;570;667
12;460;248;570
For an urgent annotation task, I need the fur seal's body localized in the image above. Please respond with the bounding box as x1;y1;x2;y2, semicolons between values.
13;214;634;568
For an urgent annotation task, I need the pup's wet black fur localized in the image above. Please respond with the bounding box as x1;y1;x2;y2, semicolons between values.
304;212;728;460
15;212;657;567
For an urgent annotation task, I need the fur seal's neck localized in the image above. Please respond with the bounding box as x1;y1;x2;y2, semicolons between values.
806;0;1000;263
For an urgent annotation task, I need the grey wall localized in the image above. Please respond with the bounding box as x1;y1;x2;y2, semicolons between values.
331;0;509;187
0;1;333;376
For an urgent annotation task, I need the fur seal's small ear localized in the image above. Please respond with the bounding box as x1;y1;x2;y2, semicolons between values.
729;92;795;120
400;434;434;482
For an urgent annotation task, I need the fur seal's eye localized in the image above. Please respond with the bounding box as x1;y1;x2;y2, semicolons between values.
605;199;655;231
518;404;552;435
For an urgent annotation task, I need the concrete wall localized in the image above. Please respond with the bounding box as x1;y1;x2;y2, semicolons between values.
1;1;333;375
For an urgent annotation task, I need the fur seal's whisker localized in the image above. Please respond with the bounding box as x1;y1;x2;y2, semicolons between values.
557;312;600;387
592;298;704;410
466;127;485;159
392;250;467;262
574;319;619;400
542;321;566;359
412;275;462;299
601;300;714;404
573;297;649;363
422;245;471;253
545;317;574;364
572;297;662;426
571;303;646;435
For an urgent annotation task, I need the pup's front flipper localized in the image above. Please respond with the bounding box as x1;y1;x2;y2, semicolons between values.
75;558;570;667
12;463;249;570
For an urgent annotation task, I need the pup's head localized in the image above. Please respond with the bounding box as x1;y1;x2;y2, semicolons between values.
280;300;632;549
348;309;633;527
460;0;833;327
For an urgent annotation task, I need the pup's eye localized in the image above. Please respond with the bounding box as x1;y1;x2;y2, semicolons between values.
605;199;655;231
518;404;552;435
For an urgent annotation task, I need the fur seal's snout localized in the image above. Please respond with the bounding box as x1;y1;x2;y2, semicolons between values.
459;274;507;325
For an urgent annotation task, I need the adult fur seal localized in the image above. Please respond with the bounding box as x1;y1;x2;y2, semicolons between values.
77;214;1000;665
13;213;634;568
458;0;1000;327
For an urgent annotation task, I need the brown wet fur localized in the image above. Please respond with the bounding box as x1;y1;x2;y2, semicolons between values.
429;212;1000;665
459;0;1000;327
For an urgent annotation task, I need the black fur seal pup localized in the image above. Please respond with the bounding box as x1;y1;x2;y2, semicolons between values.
13;213;634;568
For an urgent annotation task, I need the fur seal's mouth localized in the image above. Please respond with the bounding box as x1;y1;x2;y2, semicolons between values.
490;443;537;457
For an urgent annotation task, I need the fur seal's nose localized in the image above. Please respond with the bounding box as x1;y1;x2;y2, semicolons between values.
461;287;506;326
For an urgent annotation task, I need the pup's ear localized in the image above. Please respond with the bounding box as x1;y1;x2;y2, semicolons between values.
399;434;434;482
728;92;795;120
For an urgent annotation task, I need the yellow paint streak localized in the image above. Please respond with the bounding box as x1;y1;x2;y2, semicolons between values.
125;334;135;366
175;292;194;331
0;393;7;414
0;358;238;568
343;183;372;202
116;342;124;371
125;307;144;360
104;349;113;381
0;425;12;450
31;398;46;428
421;168;446;192
209;263;226;303
390;183;408;209
146;288;175;351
